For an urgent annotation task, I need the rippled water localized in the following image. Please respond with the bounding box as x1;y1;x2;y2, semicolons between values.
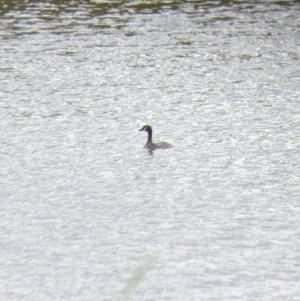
1;1;300;300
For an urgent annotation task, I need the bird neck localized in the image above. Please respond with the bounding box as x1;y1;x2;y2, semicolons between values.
147;130;152;143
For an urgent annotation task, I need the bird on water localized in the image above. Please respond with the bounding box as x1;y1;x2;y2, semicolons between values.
139;125;172;150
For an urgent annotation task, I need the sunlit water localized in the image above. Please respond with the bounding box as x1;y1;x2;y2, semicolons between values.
1;1;300;300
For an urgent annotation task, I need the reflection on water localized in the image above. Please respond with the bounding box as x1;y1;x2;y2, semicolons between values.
1;0;298;37
1;0;300;300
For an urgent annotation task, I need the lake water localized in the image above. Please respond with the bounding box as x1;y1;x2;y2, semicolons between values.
1;1;300;300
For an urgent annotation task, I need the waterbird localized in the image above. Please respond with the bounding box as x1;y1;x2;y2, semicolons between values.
139;125;172;150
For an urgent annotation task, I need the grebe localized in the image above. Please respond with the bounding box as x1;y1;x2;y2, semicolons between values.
139;125;172;150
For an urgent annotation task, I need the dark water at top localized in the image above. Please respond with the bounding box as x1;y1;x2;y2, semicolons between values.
1;1;300;300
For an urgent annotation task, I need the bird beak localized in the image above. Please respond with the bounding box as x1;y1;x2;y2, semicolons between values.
139;128;144;131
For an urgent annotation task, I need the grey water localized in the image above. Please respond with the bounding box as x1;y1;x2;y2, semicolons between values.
1;1;300;300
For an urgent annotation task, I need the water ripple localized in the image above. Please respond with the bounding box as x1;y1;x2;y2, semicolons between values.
1;1;300;300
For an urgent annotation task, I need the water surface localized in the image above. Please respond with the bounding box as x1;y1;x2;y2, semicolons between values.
1;1;300;300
